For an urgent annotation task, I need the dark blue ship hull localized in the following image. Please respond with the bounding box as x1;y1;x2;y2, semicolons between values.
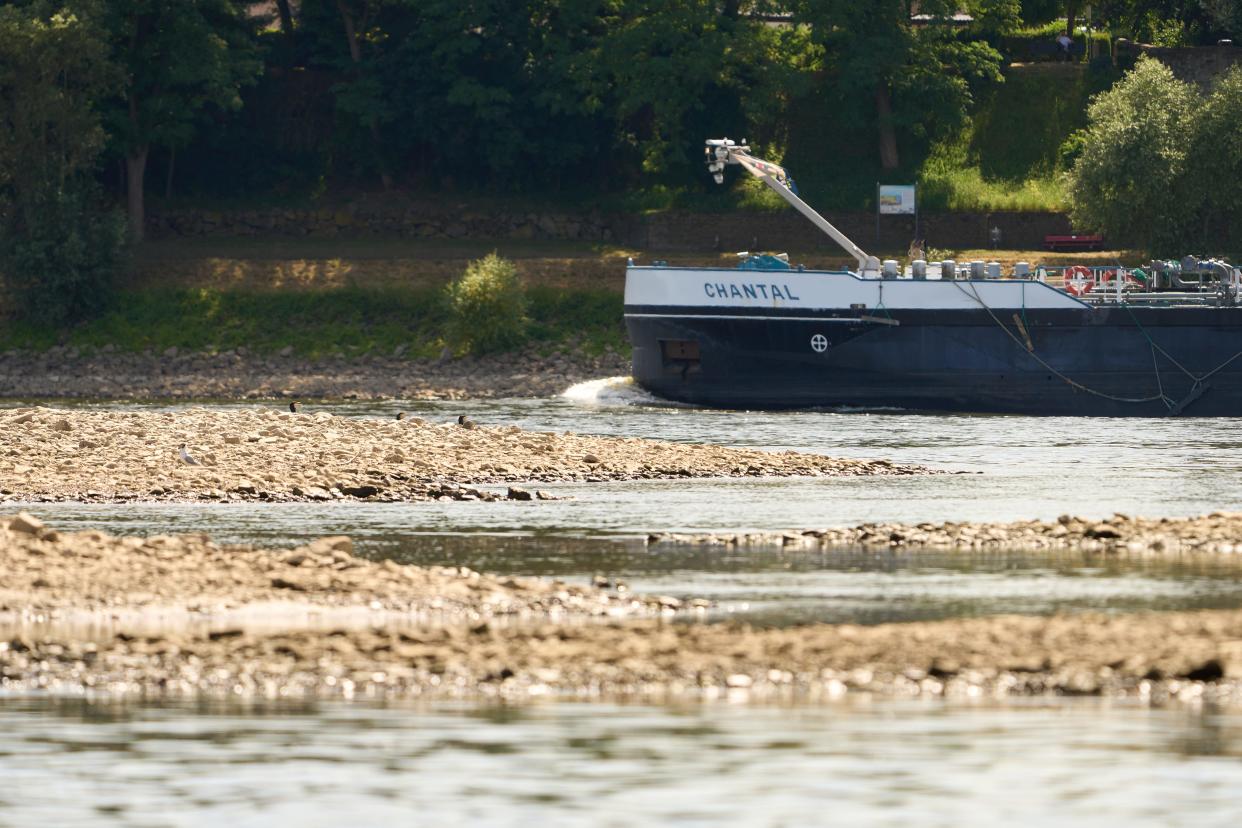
626;305;1242;416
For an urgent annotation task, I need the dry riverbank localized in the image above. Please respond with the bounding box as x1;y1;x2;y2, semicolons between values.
3;517;1241;704
0;346;628;400
0;407;923;504
649;512;1242;555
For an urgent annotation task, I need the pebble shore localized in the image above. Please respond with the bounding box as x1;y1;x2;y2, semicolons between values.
647;512;1242;555
0;346;628;400
3;517;1241;704
0;407;926;504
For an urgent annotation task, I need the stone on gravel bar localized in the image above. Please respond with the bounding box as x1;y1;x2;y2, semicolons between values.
6;512;43;534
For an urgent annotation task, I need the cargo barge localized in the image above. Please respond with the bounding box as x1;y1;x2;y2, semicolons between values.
624;139;1242;416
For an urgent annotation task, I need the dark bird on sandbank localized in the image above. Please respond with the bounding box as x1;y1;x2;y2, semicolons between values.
396;411;406;421
457;414;477;430
289;401;300;413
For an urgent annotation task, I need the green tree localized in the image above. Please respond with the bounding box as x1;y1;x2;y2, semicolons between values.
296;0;603;189
794;0;1007;170
1017;0;1062;25
0;1;124;325
0;2;113;209
584;0;810;179
1094;1;1238;43
103;0;260;241
1184;66;1242;251
1066;57;1198;251
329;0;396;189
1200;0;1242;35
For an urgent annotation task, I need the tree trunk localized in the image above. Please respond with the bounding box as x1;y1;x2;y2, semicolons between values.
165;147;175;200
875;84;900;171
126;146;148;243
275;0;295;39
1065;1;1079;38
337;0;362;62
336;0;393;190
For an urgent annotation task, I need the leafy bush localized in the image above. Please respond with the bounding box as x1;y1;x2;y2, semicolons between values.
1;183;125;325
1067;60;1242;255
443;253;529;355
1185;67;1242;255
1065;57;1198;253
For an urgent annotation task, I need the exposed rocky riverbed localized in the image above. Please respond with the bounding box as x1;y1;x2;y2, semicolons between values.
0;513;675;621
3;517;1241;703
648;512;1242;555
0;346;628;400
0;407;925;504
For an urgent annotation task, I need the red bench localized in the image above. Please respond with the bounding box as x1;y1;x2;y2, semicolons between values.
1044;234;1104;251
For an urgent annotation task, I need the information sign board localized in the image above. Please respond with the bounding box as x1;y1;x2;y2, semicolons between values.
878;184;916;215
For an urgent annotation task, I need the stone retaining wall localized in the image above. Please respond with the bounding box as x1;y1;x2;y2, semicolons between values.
1119;42;1242;87
148;205;1075;252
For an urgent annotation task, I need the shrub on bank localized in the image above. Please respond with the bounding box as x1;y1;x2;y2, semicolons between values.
0;184;126;326
444;253;529;355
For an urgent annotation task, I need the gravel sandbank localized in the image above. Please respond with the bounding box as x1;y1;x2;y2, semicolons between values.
0;513;681;621
648;512;1242;555
0;407;927;504
3;517;1242;704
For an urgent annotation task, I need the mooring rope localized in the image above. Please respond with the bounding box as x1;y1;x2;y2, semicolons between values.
1121;302;1242;384
951;279;1164;404
953;278;1242;412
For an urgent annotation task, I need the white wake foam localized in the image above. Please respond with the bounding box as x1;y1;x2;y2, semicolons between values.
560;376;671;407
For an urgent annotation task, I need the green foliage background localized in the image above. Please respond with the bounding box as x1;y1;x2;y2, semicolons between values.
3;0;1242;344
1066;58;1242;254
0;1;124;324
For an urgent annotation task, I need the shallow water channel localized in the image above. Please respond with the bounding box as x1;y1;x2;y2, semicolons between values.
6;382;1242;824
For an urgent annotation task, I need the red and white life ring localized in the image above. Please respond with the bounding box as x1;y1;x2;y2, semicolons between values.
1063;265;1094;296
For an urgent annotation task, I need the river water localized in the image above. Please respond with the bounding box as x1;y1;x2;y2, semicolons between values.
5;381;1242;824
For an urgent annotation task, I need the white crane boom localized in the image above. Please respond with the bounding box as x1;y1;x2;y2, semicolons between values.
706;138;880;275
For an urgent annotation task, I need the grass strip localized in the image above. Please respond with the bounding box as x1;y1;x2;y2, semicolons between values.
0;285;627;359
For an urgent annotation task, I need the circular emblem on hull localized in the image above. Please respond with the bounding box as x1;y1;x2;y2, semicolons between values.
810;334;828;353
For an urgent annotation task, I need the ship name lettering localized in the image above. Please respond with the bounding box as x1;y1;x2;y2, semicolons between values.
703;282;802;301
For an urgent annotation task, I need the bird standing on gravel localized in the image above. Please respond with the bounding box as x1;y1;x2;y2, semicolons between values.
396;411;406;421
178;443;201;466
457;414;476;430
289;401;300;413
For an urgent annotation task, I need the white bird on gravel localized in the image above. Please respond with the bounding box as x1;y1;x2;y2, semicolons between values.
179;443;201;466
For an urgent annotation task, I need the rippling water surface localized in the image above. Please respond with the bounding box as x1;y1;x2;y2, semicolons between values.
3;697;1242;827
7;384;1242;824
